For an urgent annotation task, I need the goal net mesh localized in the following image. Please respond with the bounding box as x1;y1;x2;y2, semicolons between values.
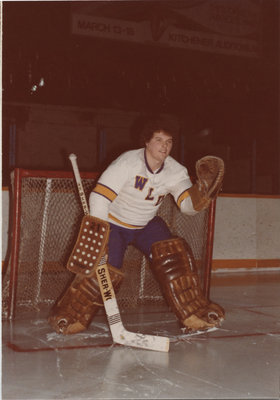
2;169;214;320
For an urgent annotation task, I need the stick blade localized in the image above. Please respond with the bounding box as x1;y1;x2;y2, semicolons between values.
111;325;170;352
97;265;170;352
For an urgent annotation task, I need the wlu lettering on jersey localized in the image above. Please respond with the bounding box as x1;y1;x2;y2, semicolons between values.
135;176;148;191
146;191;165;205
145;187;154;200
135;175;165;206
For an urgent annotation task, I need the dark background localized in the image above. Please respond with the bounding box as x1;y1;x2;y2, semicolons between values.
2;1;280;193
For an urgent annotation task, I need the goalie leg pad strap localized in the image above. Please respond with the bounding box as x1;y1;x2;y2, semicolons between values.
151;237;225;332
48;264;124;334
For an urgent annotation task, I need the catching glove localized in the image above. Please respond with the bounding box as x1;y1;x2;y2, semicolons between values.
188;155;225;211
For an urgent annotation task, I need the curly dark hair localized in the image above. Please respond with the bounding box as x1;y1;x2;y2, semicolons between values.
139;116;175;146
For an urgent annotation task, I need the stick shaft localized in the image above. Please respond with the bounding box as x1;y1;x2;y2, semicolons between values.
69;153;89;215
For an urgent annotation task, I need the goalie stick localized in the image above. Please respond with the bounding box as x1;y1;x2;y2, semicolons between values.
69;153;170;352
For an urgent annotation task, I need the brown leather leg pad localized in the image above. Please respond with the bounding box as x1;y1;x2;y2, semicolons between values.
48;264;124;334
151;237;225;332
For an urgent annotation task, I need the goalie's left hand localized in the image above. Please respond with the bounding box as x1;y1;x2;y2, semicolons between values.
188;155;225;211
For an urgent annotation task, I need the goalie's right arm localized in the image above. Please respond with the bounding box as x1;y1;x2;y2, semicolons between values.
89;190;111;220
89;152;130;220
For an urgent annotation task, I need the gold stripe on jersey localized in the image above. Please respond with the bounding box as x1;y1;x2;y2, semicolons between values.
177;189;190;208
93;183;117;203
108;213;145;229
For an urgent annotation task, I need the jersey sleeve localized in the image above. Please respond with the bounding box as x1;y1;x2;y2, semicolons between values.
169;166;198;216
89;153;129;220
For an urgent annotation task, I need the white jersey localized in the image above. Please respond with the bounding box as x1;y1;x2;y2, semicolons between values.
89;148;197;229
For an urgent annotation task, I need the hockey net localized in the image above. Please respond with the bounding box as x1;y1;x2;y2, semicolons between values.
2;168;216;320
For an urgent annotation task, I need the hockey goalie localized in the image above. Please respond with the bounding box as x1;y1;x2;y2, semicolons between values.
49;117;225;336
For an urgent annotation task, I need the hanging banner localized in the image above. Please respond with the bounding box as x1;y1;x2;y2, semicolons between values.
71;0;262;58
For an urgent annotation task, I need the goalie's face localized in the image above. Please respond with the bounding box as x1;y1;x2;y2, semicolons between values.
145;130;173;168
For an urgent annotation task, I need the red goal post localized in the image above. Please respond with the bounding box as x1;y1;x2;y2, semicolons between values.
2;168;216;320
